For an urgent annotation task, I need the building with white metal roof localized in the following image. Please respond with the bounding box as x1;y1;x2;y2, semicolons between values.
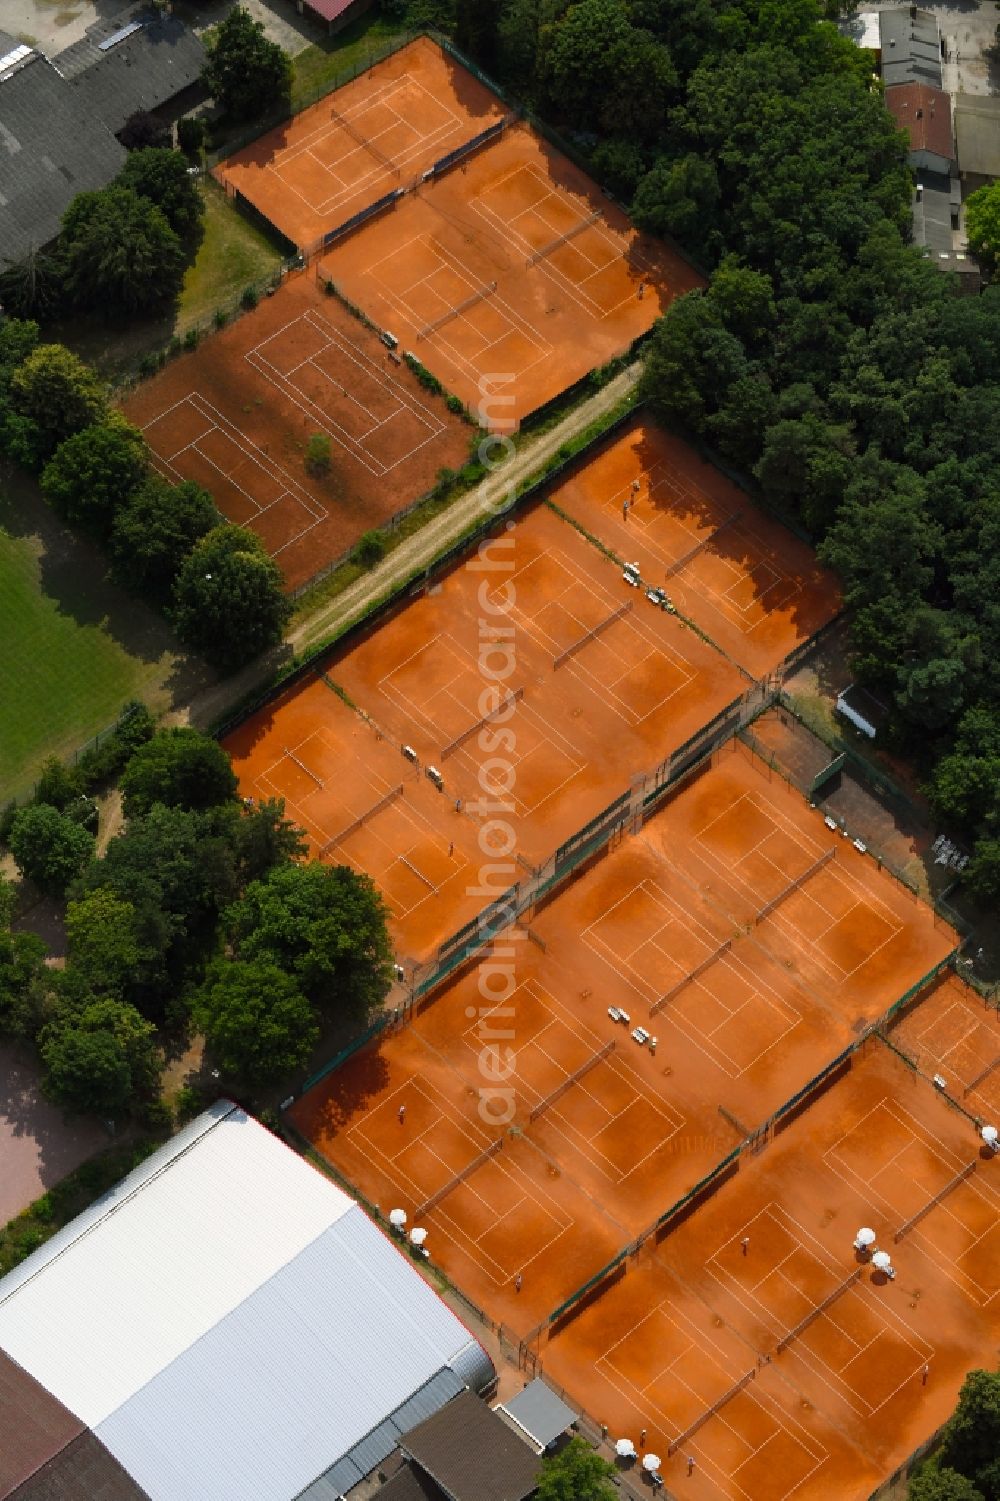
0;1102;493;1501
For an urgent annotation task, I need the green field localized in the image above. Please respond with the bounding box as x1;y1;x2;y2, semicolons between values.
0;484;184;803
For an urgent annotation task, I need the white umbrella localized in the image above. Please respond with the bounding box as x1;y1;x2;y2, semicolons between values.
409;1227;428;1246
643;1454;662;1472
981;1125;998;1149
615;1439;636;1458
389;1208;407;1230
872;1250;892;1271
855;1227;876;1247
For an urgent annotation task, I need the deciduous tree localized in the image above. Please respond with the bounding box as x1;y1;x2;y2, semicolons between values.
60;186;185;316
118;147;204;238
192;959;317;1086
40;418;147;537
110;475;218;602
9;805;95;896
202;7;292;122
120;728;237;821
225;861;392;1021
171;525;291;672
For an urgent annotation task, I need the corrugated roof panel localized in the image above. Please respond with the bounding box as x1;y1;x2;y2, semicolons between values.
93;1211;485;1501
392;1368;463;1432
0;1106;353;1428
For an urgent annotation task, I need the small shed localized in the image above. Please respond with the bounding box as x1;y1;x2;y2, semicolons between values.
835;684;887;740
495;1380;577;1455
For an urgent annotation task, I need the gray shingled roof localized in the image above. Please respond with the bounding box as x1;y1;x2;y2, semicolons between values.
0;51;126;265
55;9;205;135
879;8;942;89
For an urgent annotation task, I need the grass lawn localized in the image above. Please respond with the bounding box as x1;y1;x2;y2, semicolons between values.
174;177;284;334
52;179;283;380
291;15;411;109
0;470;205;804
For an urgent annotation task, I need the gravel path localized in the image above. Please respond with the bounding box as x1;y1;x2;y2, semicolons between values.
170;363;642;733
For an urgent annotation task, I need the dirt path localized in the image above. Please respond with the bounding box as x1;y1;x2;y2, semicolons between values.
171;363;642;733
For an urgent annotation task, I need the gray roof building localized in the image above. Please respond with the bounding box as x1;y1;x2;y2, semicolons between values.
879;8;943;90
54;8;205;136
496;1380;577;1454
0;7;204;267
0;46;126;266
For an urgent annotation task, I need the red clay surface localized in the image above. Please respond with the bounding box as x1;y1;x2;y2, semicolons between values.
891;970;1000;1120
640;740;956;1019
120;270;469;591
290;741;957;1341
223;675;494;964
548;417;842;678
317;120;702;428
541;1040;999;1501
224;499;744;956
213;37;508;255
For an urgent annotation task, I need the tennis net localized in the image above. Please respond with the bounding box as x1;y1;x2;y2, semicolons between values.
416;281;496;340
330;103;398;175
665;512;742;578
526;210;601;269
650;938;732;1019
964;1056;1000;1097
442;687;524;759
753;847;836;927
553;601;631;670
894;1160;977;1242
415;1136;504;1217
667;1368;756;1456
529;1041;615;1123
321;784;403;854
774;1267;861;1354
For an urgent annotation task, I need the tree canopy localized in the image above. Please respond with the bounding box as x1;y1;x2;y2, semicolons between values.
9;804;95;896
225;861;393;1022
965;181;1000;275
40;418;147;537
118;147;204;238
203;6;292;121
120;728;238;822
171;525;292;671
9;342;107;459
192;958;318;1085
109;476;218;602
60;186;185;315
536;1438;617;1501
40;998;162;1116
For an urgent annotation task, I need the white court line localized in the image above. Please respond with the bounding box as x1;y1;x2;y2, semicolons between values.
244;308;444;478
143;392;327;559
705;1201;933;1418
595;1295;828;1493
822;1095;1000;1305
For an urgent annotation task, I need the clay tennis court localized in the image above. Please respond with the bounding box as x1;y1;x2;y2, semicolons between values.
548;416;841;677
891;970;1000;1120
214;37;508;255
289;738;957;1338
640;739;955;1016
540;1040;998;1500
222;674;492;963
121;269;469;591
316;119;702;428
310;499;744;868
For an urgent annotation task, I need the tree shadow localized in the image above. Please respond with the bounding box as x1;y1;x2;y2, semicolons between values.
0;457;218;710
0;1038;108;1211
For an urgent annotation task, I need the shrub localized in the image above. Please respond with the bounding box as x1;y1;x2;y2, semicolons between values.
240;284;258;310
305;433;331;477
177;116;205;155
183;328;199;350
353;531;386;568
